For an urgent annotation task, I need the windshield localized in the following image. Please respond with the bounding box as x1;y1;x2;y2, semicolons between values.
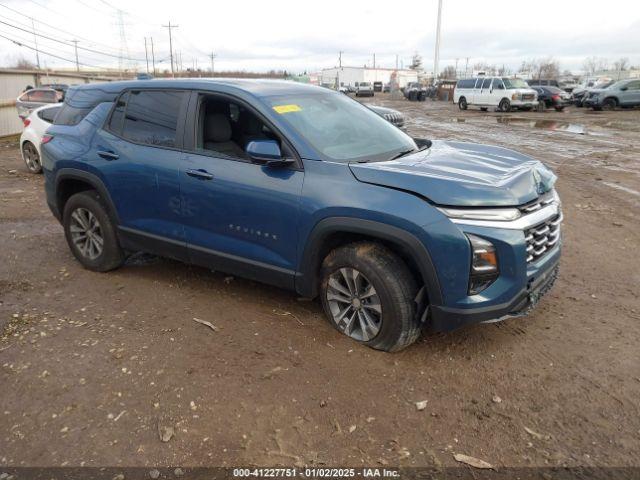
502;78;529;89
265;91;417;163
596;80;615;89
359;82;371;87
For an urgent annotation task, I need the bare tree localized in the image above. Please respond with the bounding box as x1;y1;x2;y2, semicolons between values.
472;62;497;75
613;57;629;72
583;56;609;75
439;65;457;79
409;52;423;71
6;55;36;70
537;58;560;79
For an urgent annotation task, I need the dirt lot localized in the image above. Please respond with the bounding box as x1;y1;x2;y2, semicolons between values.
1;98;639;472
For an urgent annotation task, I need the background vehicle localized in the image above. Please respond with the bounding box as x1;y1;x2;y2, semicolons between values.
527;79;560;88
42;80;561;352
20;104;61;173
532;86;572;111
373;81;383;92
41;83;69;99
355;82;374;97
16;88;61;119
454;77;538;112
571;78;613;106
403;82;427;101
367;105;405;129
584;79;640;110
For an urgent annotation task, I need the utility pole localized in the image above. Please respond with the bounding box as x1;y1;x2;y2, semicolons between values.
150;37;156;75
455;57;459;78
30;18;40;70
338;51;343;69
433;0;443;83
464;57;469;77
395;54;399;70
71;39;80;72
162;21;178;76
144;37;149;73
209;51;216;74
373;53;376;69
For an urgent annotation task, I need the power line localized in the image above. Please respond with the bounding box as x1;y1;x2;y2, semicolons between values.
0;31;109;69
0;3;142;56
0;18;145;62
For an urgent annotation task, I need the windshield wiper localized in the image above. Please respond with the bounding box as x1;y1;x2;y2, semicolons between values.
389;145;429;161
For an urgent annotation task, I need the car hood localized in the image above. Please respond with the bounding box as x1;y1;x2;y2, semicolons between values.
349;140;556;207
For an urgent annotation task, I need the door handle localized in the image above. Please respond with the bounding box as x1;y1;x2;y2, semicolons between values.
97;150;119;161
186;168;214;180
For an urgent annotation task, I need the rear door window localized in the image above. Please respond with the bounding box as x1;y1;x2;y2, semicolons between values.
481;78;492;89
119;90;185;148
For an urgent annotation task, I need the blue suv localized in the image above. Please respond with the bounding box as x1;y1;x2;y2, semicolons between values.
42;79;562;351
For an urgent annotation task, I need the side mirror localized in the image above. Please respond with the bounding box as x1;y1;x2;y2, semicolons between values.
619;86;628;91
246;140;294;167
413;138;432;149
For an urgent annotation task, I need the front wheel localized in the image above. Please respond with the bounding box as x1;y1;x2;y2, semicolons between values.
499;98;511;112
458;97;468;110
22;141;42;173
320;242;420;352
63;191;125;272
602;98;617;111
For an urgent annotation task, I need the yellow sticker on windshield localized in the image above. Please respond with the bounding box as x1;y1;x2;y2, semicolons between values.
273;104;302;114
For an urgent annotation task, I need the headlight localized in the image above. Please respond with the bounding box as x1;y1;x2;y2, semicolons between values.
438;207;521;222
512;93;519;100
466;234;499;295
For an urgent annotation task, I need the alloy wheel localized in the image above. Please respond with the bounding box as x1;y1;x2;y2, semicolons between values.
69;208;104;260
23;143;41;172
326;267;382;342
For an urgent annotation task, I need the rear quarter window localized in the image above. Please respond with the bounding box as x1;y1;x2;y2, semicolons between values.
54;104;93;126
37;106;61;123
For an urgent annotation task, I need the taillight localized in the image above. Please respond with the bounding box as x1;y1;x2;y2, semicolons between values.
552;94;560;101
23;118;31;127
41;134;54;145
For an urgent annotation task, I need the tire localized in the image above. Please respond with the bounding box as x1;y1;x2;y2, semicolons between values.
458;97;468;110
22;141;42;174
602;98;617;111
499;98;511;112
320;242;420;352
63;191;125;272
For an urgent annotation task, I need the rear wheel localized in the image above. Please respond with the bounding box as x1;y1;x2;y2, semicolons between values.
499;98;511;112
602;98;617;111
63;191;125;272
22;141;42;173
458;97;468;110
320;242;421;352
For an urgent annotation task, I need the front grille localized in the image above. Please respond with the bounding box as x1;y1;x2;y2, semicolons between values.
525;214;562;263
521;93;535;101
519;190;556;214
384;113;405;128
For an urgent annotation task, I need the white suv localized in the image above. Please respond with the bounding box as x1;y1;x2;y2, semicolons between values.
355;82;374;97
454;77;538;112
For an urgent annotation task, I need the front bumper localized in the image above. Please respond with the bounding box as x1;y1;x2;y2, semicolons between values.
429;249;560;331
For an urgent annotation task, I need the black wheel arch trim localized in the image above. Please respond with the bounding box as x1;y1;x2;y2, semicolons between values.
54;168;120;224
296;217;443;306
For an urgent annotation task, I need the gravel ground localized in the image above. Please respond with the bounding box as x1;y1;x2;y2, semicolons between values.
1;98;639;472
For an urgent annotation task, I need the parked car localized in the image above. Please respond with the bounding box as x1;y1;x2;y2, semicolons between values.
41;83;69;99
20;103;61;173
527;79;560;88
532;86;572;111
454;77;538;112
583;79;640;110
355;82;374;97
571;78;612;107
382;83;391;93
403;82;427;101
367;105;405;129
373;81;383;92
16;87;62;119
42;80;562;352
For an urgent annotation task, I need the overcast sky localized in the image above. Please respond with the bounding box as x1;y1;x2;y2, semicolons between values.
1;0;638;74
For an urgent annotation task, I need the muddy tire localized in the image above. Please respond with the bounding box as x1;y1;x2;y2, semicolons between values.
320;242;420;352
458;97;468;110
63;191;125;272
499;98;511;112
22;141;42;174
602;98;617;111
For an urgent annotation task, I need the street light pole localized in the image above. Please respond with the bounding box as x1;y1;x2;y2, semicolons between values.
433;0;443;83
